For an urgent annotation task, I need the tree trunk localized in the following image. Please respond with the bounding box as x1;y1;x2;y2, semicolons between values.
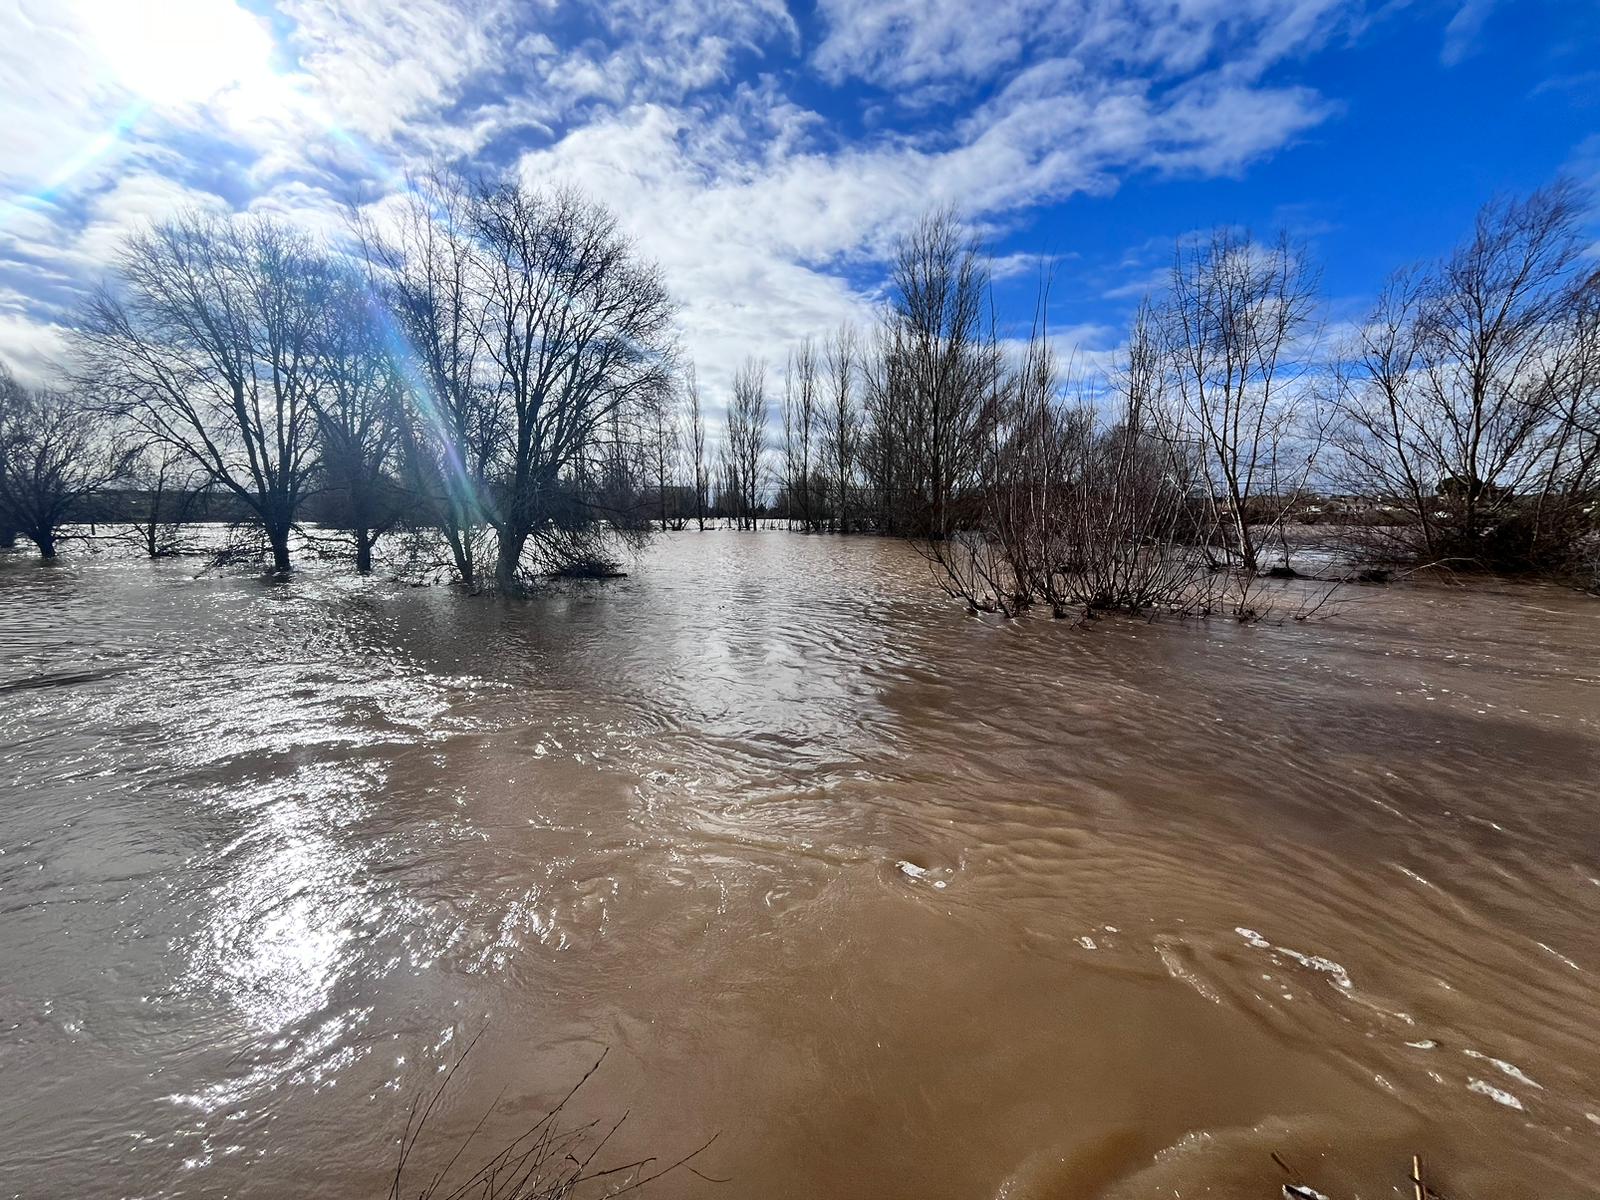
355;531;373;575
1236;516;1258;575
34;529;57;559
267;524;291;574
0;525;17;549
494;528;526;593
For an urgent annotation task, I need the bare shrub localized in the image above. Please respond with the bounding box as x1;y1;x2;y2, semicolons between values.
925;301;1220;618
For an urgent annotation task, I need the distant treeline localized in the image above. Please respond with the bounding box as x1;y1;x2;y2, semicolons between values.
1;171;1596;609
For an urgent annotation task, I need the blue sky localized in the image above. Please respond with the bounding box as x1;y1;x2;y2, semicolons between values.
0;0;1596;395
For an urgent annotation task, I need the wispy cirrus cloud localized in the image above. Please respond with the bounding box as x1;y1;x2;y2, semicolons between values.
810;0;1361;91
1441;0;1497;66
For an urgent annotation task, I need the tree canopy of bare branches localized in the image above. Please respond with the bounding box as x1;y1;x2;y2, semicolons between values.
822;324;862;533
306;265;406;573
684;366;709;531
1164;229;1322;574
780;337;821;530
879;209;1001;540
79;213;328;573
467;183;676;589
0;365;129;558
1330;181;1600;573
362;175;677;590
723;357;768;530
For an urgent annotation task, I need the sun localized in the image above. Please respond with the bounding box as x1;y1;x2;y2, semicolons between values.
80;0;283;113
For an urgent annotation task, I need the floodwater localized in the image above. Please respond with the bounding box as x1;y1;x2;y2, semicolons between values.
2;532;1598;1199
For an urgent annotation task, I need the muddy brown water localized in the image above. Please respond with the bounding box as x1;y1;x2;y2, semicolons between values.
1;532;1598;1199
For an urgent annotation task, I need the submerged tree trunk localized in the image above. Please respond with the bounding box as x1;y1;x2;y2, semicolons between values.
355;530;374;575
267;524;292;574
494;529;526;593
1231;506;1260;576
0;525;16;549
33;529;57;559
434;505;479;593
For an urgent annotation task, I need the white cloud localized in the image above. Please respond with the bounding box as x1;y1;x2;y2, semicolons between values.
275;0;518;146
0;0;1361;395
0;299;73;385
0;3;138;195
515;105;881;405
584;0;797;95
512;53;1330;401
1441;0;1495;66
812;0;1359;91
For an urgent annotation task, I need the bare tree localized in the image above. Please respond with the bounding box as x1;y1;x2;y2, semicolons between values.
780;338;821;530
0;400;16;548
780;356;797;528
685;365;709;531
1326;270;1436;555
466;182;676;590
724;358;768;530
711;451;731;526
1329;182;1600;571
360;176;677;590
1164;229;1322;574
822;323;861;532
0;365;128;558
358;169;493;590
79;213;326;574
648;387;680;530
887;208;999;539
310;266;404;573
122;440;208;558
860;321;910;535
1530;285;1600;571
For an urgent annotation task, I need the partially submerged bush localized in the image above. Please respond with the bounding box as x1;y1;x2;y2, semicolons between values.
924;306;1224;619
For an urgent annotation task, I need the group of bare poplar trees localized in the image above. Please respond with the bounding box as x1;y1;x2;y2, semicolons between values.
2;176;1596;607
654;213;1017;542
1;171;677;591
634;182;1595;615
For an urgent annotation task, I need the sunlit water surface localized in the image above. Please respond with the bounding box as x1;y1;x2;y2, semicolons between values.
2;532;1598;1198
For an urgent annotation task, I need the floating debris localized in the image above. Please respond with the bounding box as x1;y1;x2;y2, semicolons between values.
1463;1048;1543;1090
1467;1077;1525;1111
894;860;949;889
